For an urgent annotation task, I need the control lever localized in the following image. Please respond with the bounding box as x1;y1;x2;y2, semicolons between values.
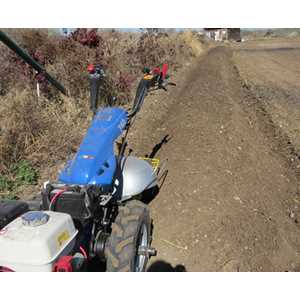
88;64;105;116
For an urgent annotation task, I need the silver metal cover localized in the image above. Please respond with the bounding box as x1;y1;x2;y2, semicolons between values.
120;156;158;200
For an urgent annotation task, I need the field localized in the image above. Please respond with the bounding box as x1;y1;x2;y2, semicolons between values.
129;38;300;271
1;30;300;271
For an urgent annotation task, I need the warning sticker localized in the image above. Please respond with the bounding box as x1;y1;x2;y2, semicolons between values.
57;230;70;247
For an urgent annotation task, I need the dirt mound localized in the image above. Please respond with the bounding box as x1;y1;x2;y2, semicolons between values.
128;46;300;271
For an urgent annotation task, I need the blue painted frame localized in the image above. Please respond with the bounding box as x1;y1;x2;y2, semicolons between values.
59;107;128;185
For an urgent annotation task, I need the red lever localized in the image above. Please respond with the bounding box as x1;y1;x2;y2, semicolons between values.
87;64;95;74
152;64;168;80
161;63;168;80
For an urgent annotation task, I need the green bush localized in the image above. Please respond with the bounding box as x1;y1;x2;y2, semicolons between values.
0;159;38;199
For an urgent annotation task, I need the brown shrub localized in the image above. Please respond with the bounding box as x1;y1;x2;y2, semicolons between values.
0;89;90;176
0;29;205;101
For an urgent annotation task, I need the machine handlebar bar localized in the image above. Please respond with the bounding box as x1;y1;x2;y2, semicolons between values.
0;30;68;96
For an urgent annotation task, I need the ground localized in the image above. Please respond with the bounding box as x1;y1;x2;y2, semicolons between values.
127;39;300;271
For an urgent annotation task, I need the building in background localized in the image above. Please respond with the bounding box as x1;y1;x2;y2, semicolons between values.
204;28;241;42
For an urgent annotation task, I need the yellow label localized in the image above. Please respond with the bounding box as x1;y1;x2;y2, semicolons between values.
57;230;70;248
140;157;160;169
143;74;153;80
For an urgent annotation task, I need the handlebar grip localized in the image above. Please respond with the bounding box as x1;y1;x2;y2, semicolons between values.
128;79;149;118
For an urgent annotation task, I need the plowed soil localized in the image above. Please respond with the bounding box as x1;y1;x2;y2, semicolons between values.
128;41;300;271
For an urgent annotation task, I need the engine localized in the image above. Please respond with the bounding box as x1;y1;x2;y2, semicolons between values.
0;209;78;272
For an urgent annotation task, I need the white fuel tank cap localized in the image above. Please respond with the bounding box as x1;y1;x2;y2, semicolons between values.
22;211;50;227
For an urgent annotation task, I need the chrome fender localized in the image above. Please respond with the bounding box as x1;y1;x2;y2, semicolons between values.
119;156;157;200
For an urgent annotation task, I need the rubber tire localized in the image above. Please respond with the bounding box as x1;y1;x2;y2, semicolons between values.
105;200;151;272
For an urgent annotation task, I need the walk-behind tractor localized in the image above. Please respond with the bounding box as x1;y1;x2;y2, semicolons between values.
0;30;170;272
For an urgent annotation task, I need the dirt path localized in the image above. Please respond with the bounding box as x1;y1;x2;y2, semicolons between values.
129;45;300;271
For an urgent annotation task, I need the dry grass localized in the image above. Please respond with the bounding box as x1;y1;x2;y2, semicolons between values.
0;89;90;173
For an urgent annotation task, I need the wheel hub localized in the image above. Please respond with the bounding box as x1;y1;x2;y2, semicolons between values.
137;246;157;257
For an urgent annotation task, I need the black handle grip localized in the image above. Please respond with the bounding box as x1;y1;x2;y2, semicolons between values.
89;65;106;115
128;78;149;119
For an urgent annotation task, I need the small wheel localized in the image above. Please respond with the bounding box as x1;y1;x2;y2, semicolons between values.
105;200;152;272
